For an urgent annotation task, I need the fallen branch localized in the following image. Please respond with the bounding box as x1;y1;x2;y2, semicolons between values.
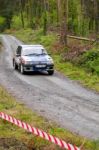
67;35;95;42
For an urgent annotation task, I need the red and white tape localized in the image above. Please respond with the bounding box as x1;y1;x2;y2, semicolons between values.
0;112;80;150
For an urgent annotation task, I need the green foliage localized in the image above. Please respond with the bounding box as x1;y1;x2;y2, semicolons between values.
0;16;6;32
40;34;56;48
68;0;82;35
78;49;99;74
79;50;99;63
1;0;99;36
0;0;17;30
11;16;22;29
0;16;5;24
81;18;90;36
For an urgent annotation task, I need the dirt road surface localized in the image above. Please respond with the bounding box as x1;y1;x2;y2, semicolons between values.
0;35;99;139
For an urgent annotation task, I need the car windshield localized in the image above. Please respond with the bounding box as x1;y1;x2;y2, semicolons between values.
22;47;47;56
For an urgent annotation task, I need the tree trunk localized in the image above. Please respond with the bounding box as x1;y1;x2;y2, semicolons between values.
29;0;34;28
60;0;68;46
94;0;99;33
43;0;47;35
57;0;61;23
20;0;24;28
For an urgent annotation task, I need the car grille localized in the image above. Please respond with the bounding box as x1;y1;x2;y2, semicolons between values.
32;61;46;64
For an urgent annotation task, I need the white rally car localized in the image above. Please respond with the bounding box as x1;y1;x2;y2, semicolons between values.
13;44;54;75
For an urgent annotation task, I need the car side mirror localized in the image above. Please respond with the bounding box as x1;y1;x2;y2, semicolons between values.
16;54;21;57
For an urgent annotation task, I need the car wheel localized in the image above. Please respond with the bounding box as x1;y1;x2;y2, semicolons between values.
13;60;18;70
20;64;25;74
48;70;54;75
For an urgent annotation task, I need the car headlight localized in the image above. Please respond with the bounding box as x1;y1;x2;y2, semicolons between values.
21;58;32;65
47;60;54;64
25;61;33;65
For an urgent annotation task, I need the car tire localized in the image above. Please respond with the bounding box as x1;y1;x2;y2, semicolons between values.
20;64;25;74
13;60;18;70
48;70;54;75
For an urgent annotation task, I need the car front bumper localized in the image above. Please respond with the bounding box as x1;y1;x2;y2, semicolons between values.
23;64;54;72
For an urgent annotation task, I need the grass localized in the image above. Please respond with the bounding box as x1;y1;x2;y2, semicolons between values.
54;55;99;91
0;86;82;149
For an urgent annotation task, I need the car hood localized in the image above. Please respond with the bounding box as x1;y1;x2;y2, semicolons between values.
22;55;53;62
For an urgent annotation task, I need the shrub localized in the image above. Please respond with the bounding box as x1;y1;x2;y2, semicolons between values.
0;16;6;32
78;49;99;74
11;15;22;29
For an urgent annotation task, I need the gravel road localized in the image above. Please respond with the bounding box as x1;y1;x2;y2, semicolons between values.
0;34;99;139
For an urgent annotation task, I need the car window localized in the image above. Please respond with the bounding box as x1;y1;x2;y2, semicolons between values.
16;46;21;55
22;47;47;56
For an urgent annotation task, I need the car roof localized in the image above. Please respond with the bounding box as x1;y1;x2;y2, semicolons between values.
19;44;44;48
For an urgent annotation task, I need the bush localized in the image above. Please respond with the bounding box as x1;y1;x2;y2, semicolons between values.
0;16;6;32
79;50;99;64
78;49;99;74
11;15;22;29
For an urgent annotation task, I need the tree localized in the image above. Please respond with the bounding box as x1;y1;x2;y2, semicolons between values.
0;0;16;29
81;0;99;34
43;0;48;35
60;0;68;46
20;0;25;28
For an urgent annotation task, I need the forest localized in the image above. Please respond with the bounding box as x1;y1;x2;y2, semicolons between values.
0;0;99;38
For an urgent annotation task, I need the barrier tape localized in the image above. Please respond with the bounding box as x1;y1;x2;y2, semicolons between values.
0;112;80;150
